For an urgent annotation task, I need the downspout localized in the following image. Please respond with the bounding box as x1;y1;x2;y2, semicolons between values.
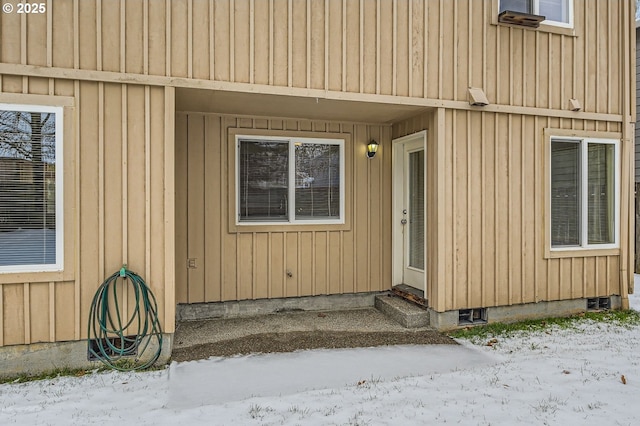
620;0;634;309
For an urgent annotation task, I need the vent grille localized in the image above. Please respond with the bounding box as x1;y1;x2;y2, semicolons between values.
587;297;611;311
87;335;138;361
459;308;487;326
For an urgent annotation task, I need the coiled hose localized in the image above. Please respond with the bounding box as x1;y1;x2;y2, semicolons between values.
87;266;163;371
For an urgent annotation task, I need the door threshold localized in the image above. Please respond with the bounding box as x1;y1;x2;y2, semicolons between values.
391;284;428;308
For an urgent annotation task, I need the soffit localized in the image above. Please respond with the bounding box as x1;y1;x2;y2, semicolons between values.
175;88;428;125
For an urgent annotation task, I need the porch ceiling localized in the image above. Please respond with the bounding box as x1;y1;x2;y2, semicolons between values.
175;88;428;124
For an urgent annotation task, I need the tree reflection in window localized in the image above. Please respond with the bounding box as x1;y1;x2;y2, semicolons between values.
0;108;58;267
238;137;342;223
295;143;340;220
239;140;289;221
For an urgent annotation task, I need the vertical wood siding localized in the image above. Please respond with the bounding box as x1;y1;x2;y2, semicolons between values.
174;113;391;303
0;0;629;115
0;1;634;345
0;79;173;345
393;111;625;312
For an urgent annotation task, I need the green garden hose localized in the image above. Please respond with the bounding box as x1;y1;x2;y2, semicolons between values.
87;266;163;371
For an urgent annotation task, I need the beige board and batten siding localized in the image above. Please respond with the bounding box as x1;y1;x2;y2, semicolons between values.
393;110;627;313
175;113;392;304
0;0;635;343
0;78;175;347
0;0;627;114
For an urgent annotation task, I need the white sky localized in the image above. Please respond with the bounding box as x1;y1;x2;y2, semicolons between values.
1;280;639;425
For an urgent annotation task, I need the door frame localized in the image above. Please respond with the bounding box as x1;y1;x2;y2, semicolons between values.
392;130;427;293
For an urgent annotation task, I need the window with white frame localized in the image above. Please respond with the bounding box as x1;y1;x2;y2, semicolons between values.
550;137;619;250
0;104;63;272
237;135;344;224
500;0;573;27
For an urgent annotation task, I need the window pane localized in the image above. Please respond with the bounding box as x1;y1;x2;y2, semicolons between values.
294;143;340;220
238;140;288;221
500;0;532;13
551;141;580;246
408;150;424;270
0;110;57;266
587;144;614;244
539;0;569;23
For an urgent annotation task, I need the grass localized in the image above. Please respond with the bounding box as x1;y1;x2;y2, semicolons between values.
0;362;167;385
248;404;274;420
0;366;101;385
448;309;640;340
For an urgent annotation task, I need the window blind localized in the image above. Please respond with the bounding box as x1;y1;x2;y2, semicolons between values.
0;110;57;267
408;150;425;269
238;140;289;221
550;140;580;247
237;136;343;224
294;143;340;220
587;143;614;244
500;0;533;14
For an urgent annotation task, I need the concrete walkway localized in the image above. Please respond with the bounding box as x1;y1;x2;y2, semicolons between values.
168;343;499;407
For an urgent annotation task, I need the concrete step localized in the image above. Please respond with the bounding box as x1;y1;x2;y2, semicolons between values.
374;294;430;328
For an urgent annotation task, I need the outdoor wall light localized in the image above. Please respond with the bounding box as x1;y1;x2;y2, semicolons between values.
367;140;379;159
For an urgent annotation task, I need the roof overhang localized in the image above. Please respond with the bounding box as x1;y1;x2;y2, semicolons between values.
175;87;429;125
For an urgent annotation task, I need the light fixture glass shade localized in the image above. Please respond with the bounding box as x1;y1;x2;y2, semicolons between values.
367;140;379;158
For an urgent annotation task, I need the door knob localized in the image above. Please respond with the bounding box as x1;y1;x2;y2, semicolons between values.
401;218;407;225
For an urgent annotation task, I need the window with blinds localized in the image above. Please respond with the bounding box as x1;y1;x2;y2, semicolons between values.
294;143;340;220
0;104;63;272
237;136;344;225
550;137;617;250
550;140;580;246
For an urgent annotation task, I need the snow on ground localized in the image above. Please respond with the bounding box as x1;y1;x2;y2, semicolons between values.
2;286;640;425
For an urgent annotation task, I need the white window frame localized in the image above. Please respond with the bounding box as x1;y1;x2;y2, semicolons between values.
235;134;345;226
549;136;619;252
0;103;64;273
500;0;574;28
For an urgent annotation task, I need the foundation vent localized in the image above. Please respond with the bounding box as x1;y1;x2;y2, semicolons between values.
587;297;611;311
87;336;138;361
458;308;487;326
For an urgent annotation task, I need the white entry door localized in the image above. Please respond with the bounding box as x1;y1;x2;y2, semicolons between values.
392;132;426;291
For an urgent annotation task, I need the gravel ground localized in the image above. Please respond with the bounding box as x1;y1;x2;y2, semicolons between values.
171;307;457;362
172;330;457;361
